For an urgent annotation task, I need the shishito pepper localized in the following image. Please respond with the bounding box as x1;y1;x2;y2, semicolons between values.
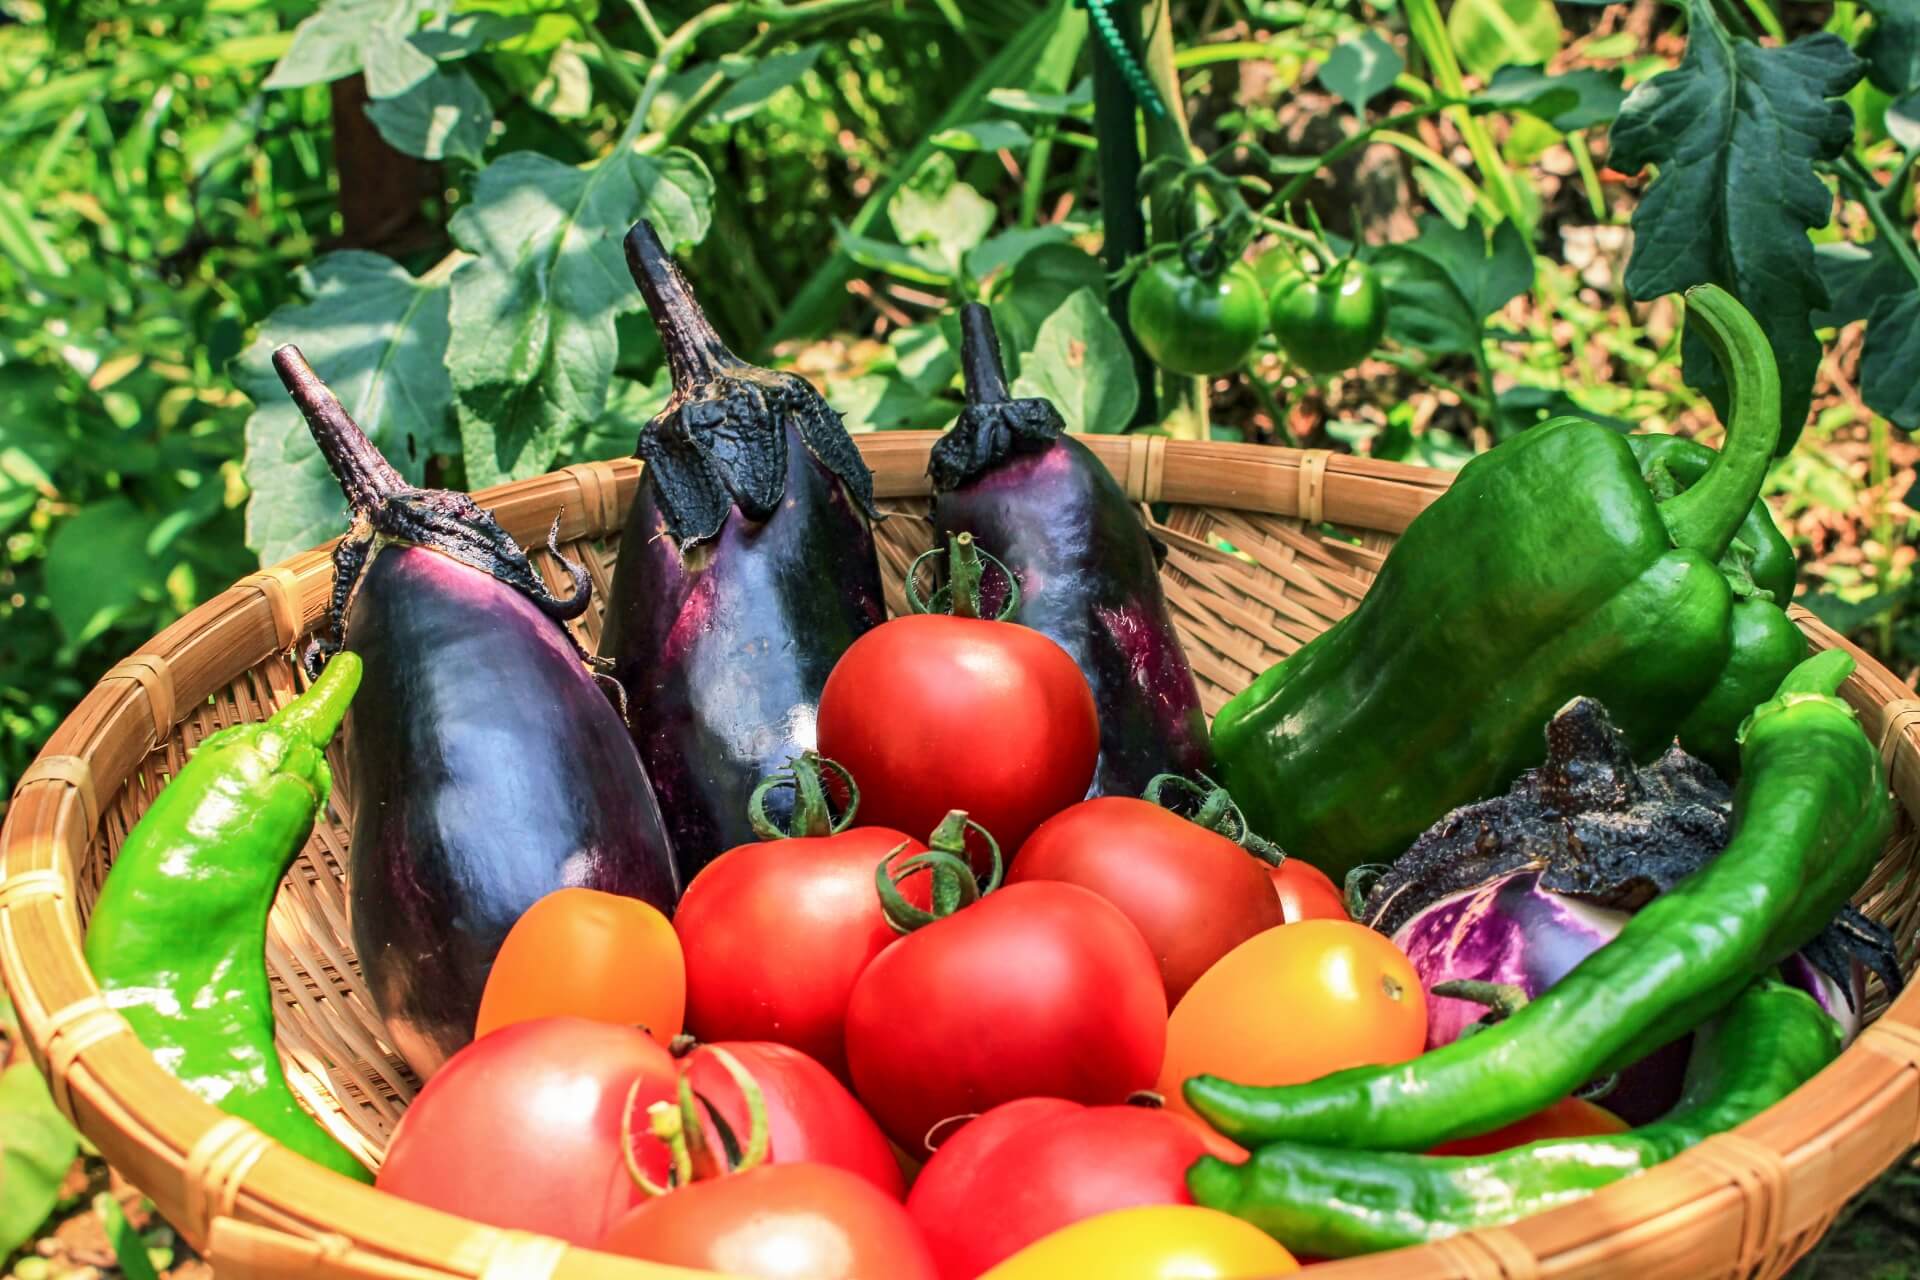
85;654;371;1181
1187;978;1840;1256
1211;285;1782;882
1185;649;1891;1152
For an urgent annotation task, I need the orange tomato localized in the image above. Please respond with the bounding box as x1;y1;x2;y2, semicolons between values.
1427;1096;1627;1156
1158;921;1426;1118
1269;858;1349;923
475;888;685;1043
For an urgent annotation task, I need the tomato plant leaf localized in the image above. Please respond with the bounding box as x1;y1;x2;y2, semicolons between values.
1372;215;1532;357
447;146;713;487
453;0;590;55
1859;0;1920;96
365;63;494;164
264;0;430;89
993;243;1107;363
707;47;824;124
1319;31;1403;109
1887;91;1920;148
412;11;536;59
235;251;455;563
0;1059;77;1260
1861;290;1920;430
1010;287;1137;434
1478;65;1625;129
1812;240;1908;329
1447;0;1563;82
963;225;1074;285
1609;0;1862;452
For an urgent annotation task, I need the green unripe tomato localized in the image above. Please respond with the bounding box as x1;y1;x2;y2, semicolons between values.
1268;258;1388;376
1127;258;1268;378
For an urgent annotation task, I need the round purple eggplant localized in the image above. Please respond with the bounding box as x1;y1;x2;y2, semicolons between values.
928;304;1212;798
273;347;679;1080
598;222;885;880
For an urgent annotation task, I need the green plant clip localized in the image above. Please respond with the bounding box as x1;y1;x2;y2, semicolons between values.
1078;0;1168;119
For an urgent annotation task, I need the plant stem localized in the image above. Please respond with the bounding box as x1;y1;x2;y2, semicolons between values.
572;2;648;107
1374;349;1493;419
1399;0;1532;235
621;0;670;51
1270;100;1455;207
1371;129;1501;222
1242;355;1299;445
1570;129;1608;221
1872;412;1895;655
1837;154;1920;289
1140;0;1209;439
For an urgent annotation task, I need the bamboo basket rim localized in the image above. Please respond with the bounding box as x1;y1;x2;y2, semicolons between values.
2;434;1916;1280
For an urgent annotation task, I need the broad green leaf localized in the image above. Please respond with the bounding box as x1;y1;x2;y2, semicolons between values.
986;81;1093;117
1372;215;1532;356
361;25;438;97
1860;0;1920;96
963;225;1074;284
44;497;165;647
888;323;959;395
933;120;1035;152
531;45;593;119
264;0;429;89
447;146;713;487
1448;0;1562;82
412;11;536;59
1812;241;1907;328
1611;0;1863;451
1319;31;1403;109
708;47;823;125
995;242;1107;359
235;251;456;564
828;373;958;432
366;65;494;163
1888;91;1920;147
890;156;996;279
453;0;589;55
1495;385;1636;435
561;367;672;465
1478;65;1626;129
0;1060;78;1259
836;229;954;287
1010;288;1137;434
1861;290;1920;429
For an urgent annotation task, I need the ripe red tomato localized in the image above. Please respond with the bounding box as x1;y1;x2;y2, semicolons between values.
844;880;1167;1152
599;1162;939;1280
906;1098;1237;1280
681;1041;905;1198
1271;857;1350;923
1009;797;1283;1004
1428;1096;1628;1156
474;887;685;1042
817;614;1099;854
675;826;930;1078
376;1018;677;1245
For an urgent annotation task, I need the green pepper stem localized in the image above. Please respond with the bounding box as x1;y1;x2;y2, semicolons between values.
1656;286;1783;558
274;652;362;745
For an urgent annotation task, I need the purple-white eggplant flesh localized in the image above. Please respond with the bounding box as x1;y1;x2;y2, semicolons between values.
274;347;679;1080
598;221;885;881
928;304;1212;797
1367;694;1896;1122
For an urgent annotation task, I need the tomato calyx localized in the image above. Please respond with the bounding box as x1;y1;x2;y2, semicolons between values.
1143;773;1288;868
907;531;1021;621
748;751;861;839
620;1045;770;1196
875;809;1005;934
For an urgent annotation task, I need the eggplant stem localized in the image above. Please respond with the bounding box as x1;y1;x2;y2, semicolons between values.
624;219;739;391
273;345;409;510
959;302;1012;406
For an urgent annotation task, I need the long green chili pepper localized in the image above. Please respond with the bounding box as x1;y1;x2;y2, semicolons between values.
85;654;371;1182
1187;978;1841;1257
1185;649;1891;1151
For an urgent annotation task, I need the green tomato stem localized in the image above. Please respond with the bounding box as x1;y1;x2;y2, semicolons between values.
1399;0;1532;235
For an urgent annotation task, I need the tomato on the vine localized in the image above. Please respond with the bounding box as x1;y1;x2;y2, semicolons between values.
1158;920;1426;1117
1127;257;1268;377
1009;796;1281;1004
1267;257;1389;375
474;888;684;1043
1271;856;1350;923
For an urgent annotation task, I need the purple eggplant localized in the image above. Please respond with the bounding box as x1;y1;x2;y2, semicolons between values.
929;304;1212;798
274;348;678;1080
598;221;885;881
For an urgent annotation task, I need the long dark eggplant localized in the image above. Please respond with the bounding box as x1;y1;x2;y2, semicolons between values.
929;303;1213;797
599;221;886;881
273;347;679;1080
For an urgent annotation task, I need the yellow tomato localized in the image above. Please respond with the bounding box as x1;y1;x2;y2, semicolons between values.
474;888;685;1043
1159;920;1426;1118
979;1205;1298;1279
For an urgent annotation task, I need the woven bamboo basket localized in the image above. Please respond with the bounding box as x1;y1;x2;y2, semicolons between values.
5;434;1919;1280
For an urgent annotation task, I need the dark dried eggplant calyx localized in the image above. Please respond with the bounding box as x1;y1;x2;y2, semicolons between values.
928;303;1065;493
272;345;590;668
623;220;876;547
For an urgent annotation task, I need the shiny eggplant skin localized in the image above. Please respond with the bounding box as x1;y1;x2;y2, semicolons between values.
345;546;679;1077
600;432;885;876
931;306;1212;797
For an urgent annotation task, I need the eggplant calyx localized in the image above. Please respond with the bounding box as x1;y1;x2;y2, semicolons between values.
928;303;1065;493
623;220;877;547
273;345;593;664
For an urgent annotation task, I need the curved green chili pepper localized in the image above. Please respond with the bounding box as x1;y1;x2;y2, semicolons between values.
85;654;371;1182
1188;978;1841;1257
1186;649;1890;1151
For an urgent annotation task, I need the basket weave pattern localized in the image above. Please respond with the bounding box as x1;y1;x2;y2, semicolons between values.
4;435;1919;1280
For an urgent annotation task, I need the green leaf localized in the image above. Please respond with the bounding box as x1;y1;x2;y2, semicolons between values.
1812;240;1907;328
235;251;456;564
530;45;593;120
708;47;823;124
1373;215;1532;356
453;0;588;55
1888;91;1920;148
887;323;959;395
836;229;954;287
361;24;438;96
96;1194;160;1280
1009;288;1137;434
44;497;165;648
1495;384;1636;435
986;81;1093;117
0;188;68;279
1610;0;1862;451
890;155;997;280
1861;289;1920;430
1477;65;1626;129
559;367;671;466
264;0;429;89
0;1060;78;1259
1319;31;1403;109
1860;0;1920;96
1411;166;1476;228
412;10;536;59
447;146;714;487
1447;0;1562;82
828;373;958;432
963;225;1074;284
933;120;1035;153
366;64;494;163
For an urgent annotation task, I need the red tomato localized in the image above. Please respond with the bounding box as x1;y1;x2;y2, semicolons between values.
1271;858;1350;923
1428;1096;1628;1156
474;887;685;1042
599;1162;939;1280
676;826;930;1078
844;881;1167;1152
680;1041;905;1198
907;1098;1233;1280
1010;797;1283;1004
376;1018;677;1245
817;614;1099;854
